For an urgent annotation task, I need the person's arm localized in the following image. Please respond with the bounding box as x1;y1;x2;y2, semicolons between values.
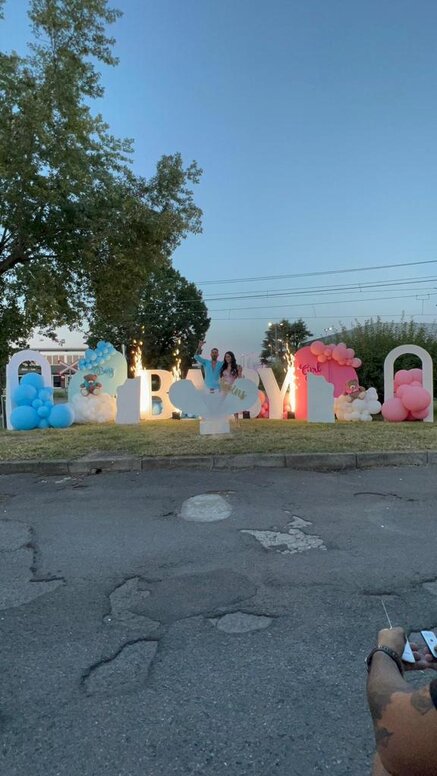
237;364;243;378
195;340;205;356
367;627;437;776
194;354;207;366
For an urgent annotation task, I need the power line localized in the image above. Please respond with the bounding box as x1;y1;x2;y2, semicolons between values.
207;290;437;313
196;259;437;286
209;312;437;321
202;276;437;303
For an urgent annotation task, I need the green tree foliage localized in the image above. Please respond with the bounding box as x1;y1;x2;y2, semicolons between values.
327;318;437;398
0;1;203;370
0;1;129;328
88;263;210;375
260;318;313;365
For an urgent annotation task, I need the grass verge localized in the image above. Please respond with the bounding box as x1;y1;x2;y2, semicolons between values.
0;419;436;460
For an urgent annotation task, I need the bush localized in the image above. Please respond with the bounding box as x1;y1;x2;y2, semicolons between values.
327;318;437;399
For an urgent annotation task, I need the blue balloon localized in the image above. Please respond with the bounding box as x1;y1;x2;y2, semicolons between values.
32;398;43;409
13;384;37;406
21;372;44;391
38;388;53;402
152;398;162;415
38;418;50;429
44;400;54;408
85;348;94;359
37;405;50;418
97;340;106;349
10;405;39;430
49;403;74;428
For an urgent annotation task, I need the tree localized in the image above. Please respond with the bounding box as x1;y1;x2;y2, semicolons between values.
260;318;313;365
0;1;129;327
0;1;203;369
326;318;437;398
88;263;210;375
85;154;203;332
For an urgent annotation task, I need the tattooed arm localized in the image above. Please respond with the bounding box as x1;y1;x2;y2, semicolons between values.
367;627;437;776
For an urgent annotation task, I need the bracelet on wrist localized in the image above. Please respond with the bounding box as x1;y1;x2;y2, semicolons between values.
366;646;404;675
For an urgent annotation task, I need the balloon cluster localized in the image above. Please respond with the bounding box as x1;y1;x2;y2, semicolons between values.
11;373;74;430
334;387;381;421
257;392;292;419
71;392;116;423
310;341;362;368
257;390;269;418
78;341;116;372
382;369;432;422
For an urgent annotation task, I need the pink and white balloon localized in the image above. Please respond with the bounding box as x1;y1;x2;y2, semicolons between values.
382;368;432;422
309;340;362;369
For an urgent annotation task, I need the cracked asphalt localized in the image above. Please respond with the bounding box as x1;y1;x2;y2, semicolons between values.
1;465;437;776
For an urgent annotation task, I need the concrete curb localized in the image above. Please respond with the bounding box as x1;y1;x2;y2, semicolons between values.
0;450;434;476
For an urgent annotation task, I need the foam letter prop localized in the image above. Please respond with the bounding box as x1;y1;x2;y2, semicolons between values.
145;370;178;419
258;367;293;420
116;377;141;424
307;373;334;423
169;378;259;435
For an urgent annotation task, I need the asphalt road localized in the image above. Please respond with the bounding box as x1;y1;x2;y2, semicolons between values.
1;465;437;776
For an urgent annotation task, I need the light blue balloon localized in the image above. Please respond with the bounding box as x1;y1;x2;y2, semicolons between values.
38;418;50;429
90;352;97;361
13;384;37;406
44;399;54;408
85;348;94;359
21;372;44;391
38;388;53;402
10;405;39;430
32;398;43;409
37;405;50;418
97;340;106;349
152;398;162;415
49;403;74;428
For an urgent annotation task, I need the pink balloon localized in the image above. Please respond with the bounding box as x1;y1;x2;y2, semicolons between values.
332;345;347;361
318;354;327;363
410;380;422;387
345;348;354;359
381;398;409;422
310;341;325;356
409;368;423;383
324;348;332;357
351;358;362;368
338;359;346;366
395;384;409;398
411;406;429;420
394;369;413;386
258;390;265;404
401;386;431;412
338;343;347;349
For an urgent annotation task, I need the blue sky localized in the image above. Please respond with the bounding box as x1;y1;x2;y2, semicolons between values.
4;0;437;361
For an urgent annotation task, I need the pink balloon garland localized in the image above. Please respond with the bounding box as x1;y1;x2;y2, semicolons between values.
309;340;362;369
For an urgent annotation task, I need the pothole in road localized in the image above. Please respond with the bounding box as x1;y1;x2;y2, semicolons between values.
104;577;160;633
82;640;158;696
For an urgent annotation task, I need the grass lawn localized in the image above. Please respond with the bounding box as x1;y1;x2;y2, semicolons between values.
0;418;437;460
